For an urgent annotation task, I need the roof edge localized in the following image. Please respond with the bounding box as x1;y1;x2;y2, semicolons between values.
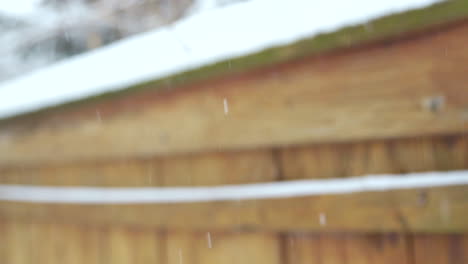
1;0;468;127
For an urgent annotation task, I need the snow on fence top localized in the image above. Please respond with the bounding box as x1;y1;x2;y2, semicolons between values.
0;0;444;119
0;170;467;204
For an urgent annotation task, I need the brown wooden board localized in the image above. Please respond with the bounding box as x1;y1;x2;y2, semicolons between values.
413;234;468;264
1;135;468;232
0;185;467;233
2;218;468;263
285;233;410;264
4;221;31;264
280;135;468;180
0;220;5;264
165;231;281;264
1;21;468;165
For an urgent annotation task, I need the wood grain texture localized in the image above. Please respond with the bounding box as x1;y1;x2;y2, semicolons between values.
36;223;58;264
104;225;165;264
284;234;322;264
132;228;164;264
285;233;410;264
280;134;468;180
5;221;31;264
0;221;467;264
345;234;410;264
1;22;468;164
0;220;5;264
60;224;85;264
167;231;281;264
161;149;280;264
166;231;193;264
0;184;467;232
1;135;468;232
0;150;277;186
198;232;281;264
413;235;451;264
81;225;106;264
413;234;468;264
106;226;134;264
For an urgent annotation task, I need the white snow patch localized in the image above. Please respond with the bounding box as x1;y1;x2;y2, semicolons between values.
319;213;327;226
223;98;228;115
188;0;221;14
0;0;443;119
0;0;42;17
206;232;213;248
0;170;466;204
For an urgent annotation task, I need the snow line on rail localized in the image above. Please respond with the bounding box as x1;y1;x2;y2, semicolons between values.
0;170;467;204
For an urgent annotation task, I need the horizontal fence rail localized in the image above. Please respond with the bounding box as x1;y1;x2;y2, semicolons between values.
0;170;468;204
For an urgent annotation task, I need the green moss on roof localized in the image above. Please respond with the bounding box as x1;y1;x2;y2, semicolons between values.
2;0;468;126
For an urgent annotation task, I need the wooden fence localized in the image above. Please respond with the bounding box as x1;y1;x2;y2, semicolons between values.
1;134;468;264
1;13;468;264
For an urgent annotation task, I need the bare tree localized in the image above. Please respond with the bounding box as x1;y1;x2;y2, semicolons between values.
0;0;248;82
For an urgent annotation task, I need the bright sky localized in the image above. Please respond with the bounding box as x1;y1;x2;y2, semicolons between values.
0;0;41;16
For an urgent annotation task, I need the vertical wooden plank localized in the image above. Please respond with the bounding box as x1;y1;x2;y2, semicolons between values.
346;143;371;177
281;135;468;182
101;225;164;264
106;226;134;264
286;234;409;264
0;220;6;264
195;232;281;264
92;158;162;264
346;235;379;264
61;224;85;264
36;223;58;264
458;235;468;264
97;160;162;187
414;235;450;264
49;223;69;264
319;235;347;264
29;157;87;264
432;135;468;171
82;225;106;264
391;137;437;173
166;231;194;264
30;165;55;264
50;159;160;187
287;234;468;264
365;142;397;175
133;228;164;264
345;234;409;264
160;150;278;186
413;234;468;264
285;233;409;264
29;222;47;264
162;150;279;264
0;158;163;188
380;234;410;264
280;140;399;181
280;144;349;180
5;221;31;264
284;234;320;264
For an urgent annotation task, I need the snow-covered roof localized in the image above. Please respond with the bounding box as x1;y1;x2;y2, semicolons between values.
0;0;459;120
